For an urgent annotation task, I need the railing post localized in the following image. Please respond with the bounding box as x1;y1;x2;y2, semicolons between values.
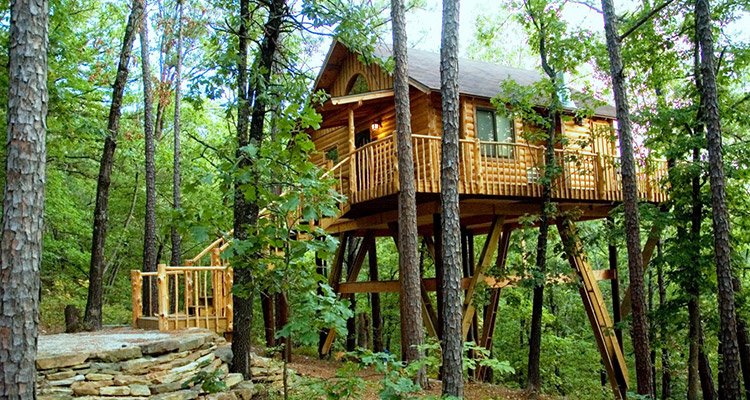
211;247;221;267
131;270;142;328
157;263;169;330
596;153;606;199
348;109;357;197
225;267;234;332
473;138;483;193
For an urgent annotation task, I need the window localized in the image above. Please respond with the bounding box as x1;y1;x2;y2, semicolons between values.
476;109;514;157
346;74;369;95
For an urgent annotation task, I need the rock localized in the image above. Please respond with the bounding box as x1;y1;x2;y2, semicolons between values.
99;386;131;396
48;374;85;386
71;380;111;396
140;339;180;356
89;362;121;373
46;370;76;381
120;358;157;373
205;392;237;400
149;381;184;394
213;346;232;364
96;347;142;363
129;384;151;396
177;335;210;352
37;353;89;370
150;389;200;400
231;381;255;400
224;373;243;388
72;362;91;370
172;354;215;375
86;373;115;381
38;387;74;396
250;356;270;368
113;374;149;386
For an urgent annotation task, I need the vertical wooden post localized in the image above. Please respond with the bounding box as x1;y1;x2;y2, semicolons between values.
348;109;356;196
131;270;143;327
596;153;606;199
225;267;234;332
433;214;444;341
473;137;482;193
157;263;169;331
369;238;383;352
608;217;623;350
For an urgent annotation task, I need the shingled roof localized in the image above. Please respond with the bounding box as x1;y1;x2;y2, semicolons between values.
315;41;617;118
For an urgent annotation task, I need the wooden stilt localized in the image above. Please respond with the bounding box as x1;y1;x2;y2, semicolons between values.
369;238;384;352
476;224;512;381
558;217;628;399
462;216;504;339
321;233;374;355
432;213;444;341
608;218;623;350
619;224;661;317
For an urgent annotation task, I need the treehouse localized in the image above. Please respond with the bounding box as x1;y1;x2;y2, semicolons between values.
130;41;669;400
308;41;668;399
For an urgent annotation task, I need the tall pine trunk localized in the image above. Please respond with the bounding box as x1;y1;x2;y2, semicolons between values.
141;0;158;281
84;0;143;330
231;0;286;378
695;0;742;396
600;0;653;394
170;0;183;267
526;22;559;395
439;0;463;395
0;0;48;396
391;0;426;386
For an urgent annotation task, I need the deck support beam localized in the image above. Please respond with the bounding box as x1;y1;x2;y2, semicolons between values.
462;217;504;340
558;217;629;399
476;224;512;381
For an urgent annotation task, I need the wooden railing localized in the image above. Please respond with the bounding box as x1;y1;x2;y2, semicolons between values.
346;134;669;205
130;158;351;334
131;263;233;334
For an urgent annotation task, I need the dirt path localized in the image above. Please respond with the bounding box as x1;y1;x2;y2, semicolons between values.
288;354;553;400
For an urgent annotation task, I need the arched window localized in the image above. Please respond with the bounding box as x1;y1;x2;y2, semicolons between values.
346;74;369;95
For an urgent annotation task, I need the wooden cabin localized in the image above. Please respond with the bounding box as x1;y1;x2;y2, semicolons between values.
312;41;667;234
309;42;668;399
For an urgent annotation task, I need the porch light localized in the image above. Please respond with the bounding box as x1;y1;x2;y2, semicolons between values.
371;119;381;131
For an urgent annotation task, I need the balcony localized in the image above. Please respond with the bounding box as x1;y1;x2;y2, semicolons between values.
330;134;668;208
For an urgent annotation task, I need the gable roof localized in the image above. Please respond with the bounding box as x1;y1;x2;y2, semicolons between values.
315;41;616;118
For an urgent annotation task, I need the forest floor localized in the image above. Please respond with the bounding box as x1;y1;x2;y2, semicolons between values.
288;354;555;400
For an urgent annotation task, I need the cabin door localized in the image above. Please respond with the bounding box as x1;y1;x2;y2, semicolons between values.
355;129;372;148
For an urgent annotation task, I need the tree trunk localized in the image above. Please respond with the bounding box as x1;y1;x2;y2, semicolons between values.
84;0;143;330
527;112;556;397
391;0;425;385
0;0;47;396
140;0;158;312
608;218;623;349
440;0;463;395
170;0;183;267
231;0;286;378
599;0;653;394
261;292;276;347
656;242;671;399
275;292;291;362
695;0;741;397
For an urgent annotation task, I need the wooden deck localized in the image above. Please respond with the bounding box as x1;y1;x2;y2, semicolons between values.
340;134;668;207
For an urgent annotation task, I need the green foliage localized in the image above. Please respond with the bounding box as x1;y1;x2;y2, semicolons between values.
182;370;228;393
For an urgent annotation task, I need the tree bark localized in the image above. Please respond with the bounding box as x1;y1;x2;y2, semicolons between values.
0;0;47;396
261;292;276;347
440;0;463;395
391;0;426;386
84;0;143;330
231;0;286;378
694;0;741;397
656;242;671;399
599;0;654;394
170;0;183;267
140;0;158;305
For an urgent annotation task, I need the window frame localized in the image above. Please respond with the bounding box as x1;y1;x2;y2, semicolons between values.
475;107;516;158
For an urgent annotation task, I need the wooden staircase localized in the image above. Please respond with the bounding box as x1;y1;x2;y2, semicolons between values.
558;217;629;399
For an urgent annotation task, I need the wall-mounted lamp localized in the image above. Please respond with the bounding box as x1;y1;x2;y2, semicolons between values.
371;119;381;131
